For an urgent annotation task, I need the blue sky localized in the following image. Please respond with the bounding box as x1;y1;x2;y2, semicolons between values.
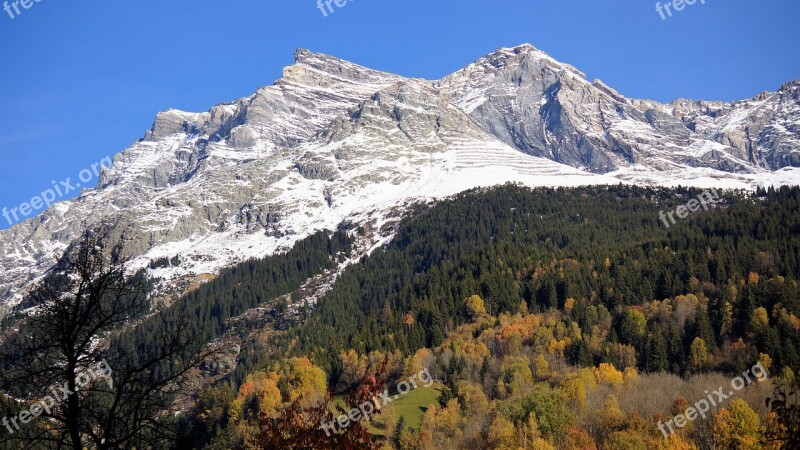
0;0;798;229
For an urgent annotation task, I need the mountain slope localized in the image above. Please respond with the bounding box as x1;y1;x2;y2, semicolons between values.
438;44;794;173
1;44;798;304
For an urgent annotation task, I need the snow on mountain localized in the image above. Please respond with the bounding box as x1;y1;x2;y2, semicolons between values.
1;44;798;304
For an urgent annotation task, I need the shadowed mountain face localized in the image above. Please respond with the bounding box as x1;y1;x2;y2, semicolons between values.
1;44;798;304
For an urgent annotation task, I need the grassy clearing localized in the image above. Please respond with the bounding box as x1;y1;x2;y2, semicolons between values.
367;384;444;437
329;384;444;438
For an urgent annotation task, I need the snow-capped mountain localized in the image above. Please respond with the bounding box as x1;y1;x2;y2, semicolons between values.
1;44;798;304
439;45;800;173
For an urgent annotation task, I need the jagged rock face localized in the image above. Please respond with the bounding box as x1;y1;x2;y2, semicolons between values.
438;45;657;172
437;46;585;161
0;50;406;303
674;81;800;169
1;44;798;304
437;45;796;174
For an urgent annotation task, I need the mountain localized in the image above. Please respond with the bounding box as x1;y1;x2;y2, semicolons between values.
440;45;800;174
1;44;798;304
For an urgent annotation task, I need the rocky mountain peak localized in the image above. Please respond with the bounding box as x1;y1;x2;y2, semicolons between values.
0;44;798;307
146;109;209;141
779;80;800;99
281;48;395;88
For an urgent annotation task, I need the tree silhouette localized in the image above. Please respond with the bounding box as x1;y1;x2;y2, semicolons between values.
765;378;800;449
0;229;217;449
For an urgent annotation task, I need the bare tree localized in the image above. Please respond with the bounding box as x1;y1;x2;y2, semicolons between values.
0;230;216;449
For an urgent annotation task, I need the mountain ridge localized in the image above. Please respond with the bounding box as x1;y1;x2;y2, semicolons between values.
1;43;798;305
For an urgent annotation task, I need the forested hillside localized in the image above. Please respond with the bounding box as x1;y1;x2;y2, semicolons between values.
176;184;800;449
0;230;354;449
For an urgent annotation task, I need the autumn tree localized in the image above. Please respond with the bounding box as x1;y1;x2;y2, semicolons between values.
248;358;385;449
503;384;576;442
534;354;550;381
688;337;712;374
487;414;517;450
465;295;487;320
250;391;379;449
713;399;763;450
604;430;648;450
592;394;625;443
564;427;597;450
619;309;647;345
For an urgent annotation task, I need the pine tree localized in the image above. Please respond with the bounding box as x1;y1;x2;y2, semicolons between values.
480;355;491;382
645;330;669;373
393;416;407;446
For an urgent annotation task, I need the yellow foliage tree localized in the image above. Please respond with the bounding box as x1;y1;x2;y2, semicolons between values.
593;363;624;386
457;381;490;417
421;398;463;440
534;354;550;380
559;369;596;410
271;357;327;407
229;371;283;423
502;356;534;396
487;415;517;450
623;367;639;384
465;294;487;319
257;375;283;419
603;430;648;449
339;349;368;388
751;307;770;331
713;399;763;450
519;413;541;448
228;357;329;439
720;301;734;336
564;427;597;450
758;353;773;373
688;338;712;374
532;438;556;450
403;348;436;378
548;338;571;359
594;394;625;437
654;432;698;450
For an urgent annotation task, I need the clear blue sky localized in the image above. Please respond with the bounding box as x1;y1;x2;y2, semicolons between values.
0;0;798;229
